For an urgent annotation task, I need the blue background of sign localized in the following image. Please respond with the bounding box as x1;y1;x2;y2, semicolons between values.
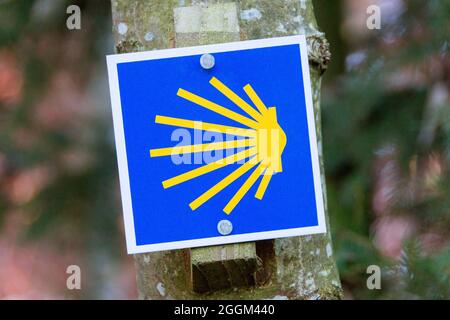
116;44;319;246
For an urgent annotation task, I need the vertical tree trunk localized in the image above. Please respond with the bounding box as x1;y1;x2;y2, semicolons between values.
111;0;342;300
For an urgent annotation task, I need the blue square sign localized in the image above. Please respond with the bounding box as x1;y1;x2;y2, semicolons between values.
107;35;326;253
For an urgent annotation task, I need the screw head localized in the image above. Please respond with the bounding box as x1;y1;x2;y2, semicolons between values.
217;219;233;236
200;53;215;70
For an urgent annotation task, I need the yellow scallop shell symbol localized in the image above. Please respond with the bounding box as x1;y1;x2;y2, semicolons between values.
150;77;287;214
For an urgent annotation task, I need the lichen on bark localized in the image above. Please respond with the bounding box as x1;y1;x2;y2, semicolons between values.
111;0;342;300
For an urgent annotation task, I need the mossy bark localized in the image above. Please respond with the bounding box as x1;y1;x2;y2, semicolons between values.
111;0;342;300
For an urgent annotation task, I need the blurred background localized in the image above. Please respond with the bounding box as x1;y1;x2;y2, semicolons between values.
0;0;448;299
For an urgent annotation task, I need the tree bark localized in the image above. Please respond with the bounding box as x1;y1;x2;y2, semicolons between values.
111;0;342;300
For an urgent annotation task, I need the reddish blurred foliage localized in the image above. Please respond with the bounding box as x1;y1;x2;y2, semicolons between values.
0;209;137;299
372;148;449;258
34;71;89;131
372;215;419;258
0;9;137;298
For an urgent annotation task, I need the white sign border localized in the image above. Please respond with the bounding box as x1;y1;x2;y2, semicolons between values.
106;35;327;254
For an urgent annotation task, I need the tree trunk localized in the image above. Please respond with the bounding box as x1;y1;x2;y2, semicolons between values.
111;0;342;300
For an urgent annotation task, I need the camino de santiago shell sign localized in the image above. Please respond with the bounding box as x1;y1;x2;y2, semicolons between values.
107;35;326;253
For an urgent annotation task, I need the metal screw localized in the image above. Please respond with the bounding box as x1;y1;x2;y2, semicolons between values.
217;219;233;235
200;53;215;70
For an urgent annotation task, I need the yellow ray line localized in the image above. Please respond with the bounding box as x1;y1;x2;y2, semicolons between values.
155;115;256;138
150;139;255;157
243;84;268;115
255;169;273;200
223;162;267;214
189;159;258;211
162;147;257;189
209;77;263;122
177;88;260;129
